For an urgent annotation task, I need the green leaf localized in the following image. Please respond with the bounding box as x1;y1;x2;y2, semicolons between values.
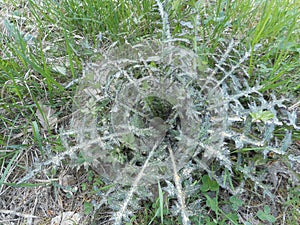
87;171;94;182
200;175;210;192
205;195;218;213
158;181;164;224
250;110;274;123
264;205;271;214
32;121;43;155
205;216;218;225
200;175;219;192
122;133;136;149
221;212;239;225
81;183;87;191
230;196;243;210
209;180;219;192
84;202;93;215
256;205;276;223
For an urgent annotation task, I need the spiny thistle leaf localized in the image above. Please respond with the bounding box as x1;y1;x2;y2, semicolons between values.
66;36;296;222
17;37;298;224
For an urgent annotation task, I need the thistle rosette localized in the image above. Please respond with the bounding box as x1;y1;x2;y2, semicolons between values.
71;40;225;185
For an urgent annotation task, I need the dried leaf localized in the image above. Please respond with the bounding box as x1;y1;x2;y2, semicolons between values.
51;211;81;225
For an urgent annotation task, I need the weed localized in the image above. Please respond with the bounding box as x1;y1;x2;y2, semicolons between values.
0;0;299;224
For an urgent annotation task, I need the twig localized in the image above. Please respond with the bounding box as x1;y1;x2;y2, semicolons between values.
168;146;190;225
0;209;38;219
113;136;164;225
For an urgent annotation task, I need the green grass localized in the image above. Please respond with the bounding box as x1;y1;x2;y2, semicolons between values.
0;0;299;224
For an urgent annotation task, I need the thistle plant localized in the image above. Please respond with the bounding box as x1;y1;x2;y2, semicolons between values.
8;1;299;224
65;37;299;225
62;1;299;224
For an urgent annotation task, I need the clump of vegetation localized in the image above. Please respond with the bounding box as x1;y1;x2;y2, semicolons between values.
0;0;299;224
68;37;299;225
